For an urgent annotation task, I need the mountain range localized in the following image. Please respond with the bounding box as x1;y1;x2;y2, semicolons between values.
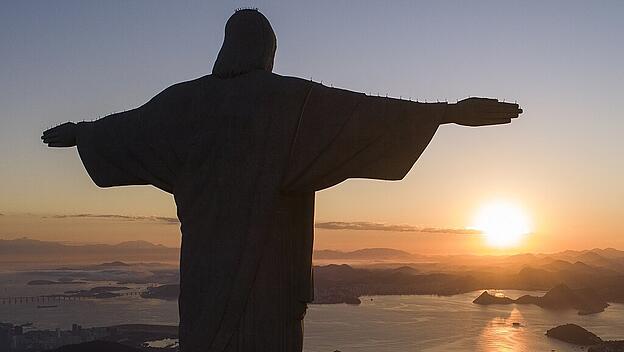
310;247;624;309
0;238;179;267
4;238;624;311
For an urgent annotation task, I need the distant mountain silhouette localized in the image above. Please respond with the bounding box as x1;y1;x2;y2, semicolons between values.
309;253;624;310
590;247;624;259
314;248;416;260
0;237;67;252
515;267;557;289
5;239;624;309
474;284;609;315
314;264;367;281
0;238;179;265
94;261;131;267
113;240;168;249
0;238;176;251
312;264;480;300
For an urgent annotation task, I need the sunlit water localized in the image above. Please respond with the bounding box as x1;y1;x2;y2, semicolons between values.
304;292;624;352
2;289;624;352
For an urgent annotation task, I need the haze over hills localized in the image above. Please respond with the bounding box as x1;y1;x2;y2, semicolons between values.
313;248;418;261
0;238;171;251
0;238;179;267
3;238;624;311
310;247;624;308
3;237;624;272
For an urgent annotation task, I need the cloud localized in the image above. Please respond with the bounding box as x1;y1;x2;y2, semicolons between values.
46;214;479;234
50;214;179;224
314;221;481;235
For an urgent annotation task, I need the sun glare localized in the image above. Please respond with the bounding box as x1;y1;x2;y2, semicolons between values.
473;201;531;248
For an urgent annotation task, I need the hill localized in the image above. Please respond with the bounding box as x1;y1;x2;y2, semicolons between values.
474;284;609;315
0;238;179;266
314;248;416;261
546;324;624;351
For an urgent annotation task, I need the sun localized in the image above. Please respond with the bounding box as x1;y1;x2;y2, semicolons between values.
472;201;531;248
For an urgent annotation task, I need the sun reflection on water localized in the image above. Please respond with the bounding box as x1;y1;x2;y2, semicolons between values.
477;308;528;351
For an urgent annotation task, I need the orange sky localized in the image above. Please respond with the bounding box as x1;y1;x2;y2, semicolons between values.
1;2;623;254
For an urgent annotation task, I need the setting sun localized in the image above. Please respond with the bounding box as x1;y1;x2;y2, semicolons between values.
473;201;532;248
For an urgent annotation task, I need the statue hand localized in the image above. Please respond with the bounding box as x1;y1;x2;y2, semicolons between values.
42;122;77;147
444;98;522;127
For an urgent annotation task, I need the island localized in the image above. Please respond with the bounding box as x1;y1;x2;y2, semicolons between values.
473;291;514;305
545;324;602;345
546;324;624;351
473;284;609;315
64;286;130;299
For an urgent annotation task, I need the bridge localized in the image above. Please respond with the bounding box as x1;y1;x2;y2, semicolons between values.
0;289;147;305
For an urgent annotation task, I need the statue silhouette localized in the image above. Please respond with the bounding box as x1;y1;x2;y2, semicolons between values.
42;9;522;352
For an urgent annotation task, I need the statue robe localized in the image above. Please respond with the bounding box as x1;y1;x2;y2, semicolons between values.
75;70;446;352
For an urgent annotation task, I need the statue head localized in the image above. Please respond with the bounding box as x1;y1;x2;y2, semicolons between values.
212;9;277;79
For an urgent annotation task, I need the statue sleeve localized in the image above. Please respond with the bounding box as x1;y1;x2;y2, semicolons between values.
283;83;446;192
75;82;197;193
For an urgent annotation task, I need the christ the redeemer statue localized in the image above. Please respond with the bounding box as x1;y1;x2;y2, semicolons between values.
42;9;521;352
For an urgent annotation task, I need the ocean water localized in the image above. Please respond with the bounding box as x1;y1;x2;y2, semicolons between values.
304;292;624;352
2;289;624;352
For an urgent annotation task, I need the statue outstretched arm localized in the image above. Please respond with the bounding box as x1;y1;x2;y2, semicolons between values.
439;97;522;127
283;83;522;192
41;79;200;193
41;122;77;147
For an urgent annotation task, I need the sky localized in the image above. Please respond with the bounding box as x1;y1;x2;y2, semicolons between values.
1;1;623;254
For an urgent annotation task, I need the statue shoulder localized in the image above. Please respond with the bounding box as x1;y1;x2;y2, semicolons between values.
157;75;212;95
274;73;314;88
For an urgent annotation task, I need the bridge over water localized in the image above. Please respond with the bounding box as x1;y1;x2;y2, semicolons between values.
0;289;147;305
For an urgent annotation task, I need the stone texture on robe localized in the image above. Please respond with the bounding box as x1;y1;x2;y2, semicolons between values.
76;70;445;351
